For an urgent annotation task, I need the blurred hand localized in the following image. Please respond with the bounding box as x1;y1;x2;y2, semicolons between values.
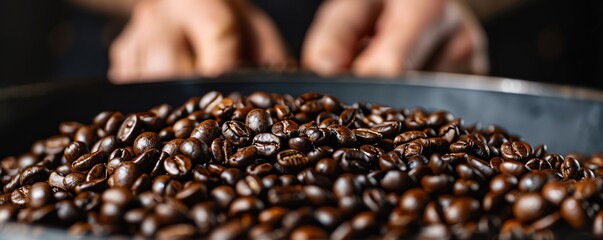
302;0;488;77
109;0;289;83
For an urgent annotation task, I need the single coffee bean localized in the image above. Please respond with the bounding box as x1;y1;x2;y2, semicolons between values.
246;108;274;133
179;137;210;164
513;193;550;223
64;141;89;163
561;156;581;180
444;197;480;225
131;174;151;195
277;149;311;173
109;161;140;188
11;185;31;208
227;146;257;168
63;173;86;192
117;114;143;145
164;154;193;179
131;149;160;173
72;151;105;173
28;182;51;208
500;141;533;162
173;118;197;139
190;119;221;143
222;120;253;147
19;165;50;186
133;132;161;156
272;120;299;139
560;197;589;229
328;124;357;148
175;183;207;206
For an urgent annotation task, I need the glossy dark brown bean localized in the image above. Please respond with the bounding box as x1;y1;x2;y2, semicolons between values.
561;197;589;229
109;161;140;188
222;120;253;147
444;197;480;225
561;156;581;180
72;151;105;173
272;120;300;141
133;132;161;156
328;124;357;148
500;141;533;162
513;193;550;223
164;154;193;179
179;137;210;164
190;119;221;144
277;149;311;173
64;141;89;163
19;165;50;186
116;114;143;145
246;108;274;134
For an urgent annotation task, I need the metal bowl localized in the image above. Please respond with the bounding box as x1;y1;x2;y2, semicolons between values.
0;71;602;238
1;71;602;157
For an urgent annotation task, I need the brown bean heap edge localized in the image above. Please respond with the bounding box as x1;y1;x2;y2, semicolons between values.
0;91;602;239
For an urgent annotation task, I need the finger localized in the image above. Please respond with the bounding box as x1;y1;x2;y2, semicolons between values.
136;43;196;81
108;27;141;83
427;6;489;74
183;0;241;77
240;2;291;69
353;0;457;76
301;0;382;76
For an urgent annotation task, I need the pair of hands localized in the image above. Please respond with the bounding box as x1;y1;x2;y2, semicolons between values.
109;0;488;83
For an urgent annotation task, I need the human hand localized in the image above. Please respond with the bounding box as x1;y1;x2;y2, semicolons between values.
109;0;290;83
302;0;488;77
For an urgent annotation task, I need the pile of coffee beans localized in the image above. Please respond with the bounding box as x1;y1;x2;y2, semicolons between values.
0;91;602;239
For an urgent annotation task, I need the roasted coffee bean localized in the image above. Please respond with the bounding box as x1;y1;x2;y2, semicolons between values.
444;197;480;225
450;134;490;159
272;120;299;139
222;120;253;147
11;185;31;208
190;120;220;144
561;197;590;229
246;108;273;134
63;173;86;192
133;132;161;155
277;149;311;173
372;120;402;139
19;165;50;186
131;174;151;195
513;193;550;223
235;175;263;197
164;154;193;179
287;137;312;153
64;141;89;163
28;182;51;208
109;161;140;188
179;137;210;163
328;124;357;148
227;146;257;168
45;135;71;155
500;141;533;162
132;148;160;172
561;156;581;180
72;151;105;173
252;133;282;157
116;114;143;145
60;121;83;138
339;148;372;174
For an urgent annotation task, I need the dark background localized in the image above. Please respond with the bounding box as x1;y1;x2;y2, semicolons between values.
1;0;603;88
